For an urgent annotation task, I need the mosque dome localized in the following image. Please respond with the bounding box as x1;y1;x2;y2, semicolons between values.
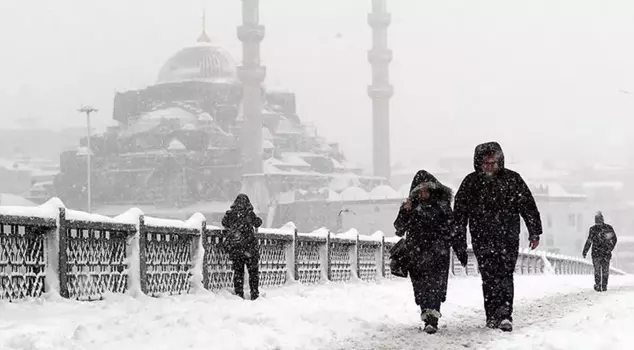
156;28;237;84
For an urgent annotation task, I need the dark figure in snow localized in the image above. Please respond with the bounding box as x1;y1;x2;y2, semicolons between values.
583;212;618;292
453;142;542;332
394;170;468;334
221;193;263;300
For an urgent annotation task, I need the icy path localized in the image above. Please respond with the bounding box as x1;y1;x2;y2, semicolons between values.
1;275;633;350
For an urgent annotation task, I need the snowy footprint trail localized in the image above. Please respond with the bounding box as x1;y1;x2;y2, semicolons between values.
484;282;634;350
331;275;634;350
1;275;632;350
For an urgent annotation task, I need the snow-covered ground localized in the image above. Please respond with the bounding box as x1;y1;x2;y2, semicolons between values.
1;275;633;350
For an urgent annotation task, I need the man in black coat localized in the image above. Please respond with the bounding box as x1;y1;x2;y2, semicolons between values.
583;212;618;292
222;193;263;300
454;142;543;332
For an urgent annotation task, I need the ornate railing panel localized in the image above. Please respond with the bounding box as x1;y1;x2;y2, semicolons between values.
257;236;289;288
64;223;131;301
329;241;353;282
358;243;379;282
202;232;234;291
383;242;394;279
295;239;323;284
0;220;51;301
142;228;194;297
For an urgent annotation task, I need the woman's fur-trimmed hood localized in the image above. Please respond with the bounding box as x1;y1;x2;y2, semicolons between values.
408;170;453;204
409;181;454;204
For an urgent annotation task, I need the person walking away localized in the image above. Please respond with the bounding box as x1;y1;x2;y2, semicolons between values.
453;142;543;332
394;170;468;334
221;193;263;300
583;212;618;292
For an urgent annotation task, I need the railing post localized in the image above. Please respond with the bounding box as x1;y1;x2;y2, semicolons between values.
138;215;148;295
326;231;332;281
292;228;299;281
380;236;386;278
57;207;69;299
190;220;205;292
319;232;331;282
352;233;360;280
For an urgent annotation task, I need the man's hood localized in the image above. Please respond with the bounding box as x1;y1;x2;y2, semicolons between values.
473;141;505;172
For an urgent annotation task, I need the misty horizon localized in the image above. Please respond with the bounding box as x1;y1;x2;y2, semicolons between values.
1;0;634;171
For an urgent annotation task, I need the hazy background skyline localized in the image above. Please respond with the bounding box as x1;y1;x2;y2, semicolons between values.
1;0;634;171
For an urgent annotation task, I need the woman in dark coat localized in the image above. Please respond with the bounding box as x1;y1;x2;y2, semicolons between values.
394;170;468;334
221;193;263;300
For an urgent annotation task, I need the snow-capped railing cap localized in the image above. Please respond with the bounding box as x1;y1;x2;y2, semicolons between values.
358;233;380;242
335;228;359;240
258;221;298;236
303;227;330;237
185;212;206;229
66;209;119;223
114;207;144;225
371;230;385;239
144;215;202;229
0;196;65;220
384;236;402;244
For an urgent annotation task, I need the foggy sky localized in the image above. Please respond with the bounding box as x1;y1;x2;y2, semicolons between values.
1;0;634;171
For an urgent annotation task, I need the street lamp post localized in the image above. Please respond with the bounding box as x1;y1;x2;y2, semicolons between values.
78;105;98;213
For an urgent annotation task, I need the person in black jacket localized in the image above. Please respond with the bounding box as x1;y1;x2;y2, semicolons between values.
453;142;542;332
394;170;468;334
583;212;618;292
221;193;263;300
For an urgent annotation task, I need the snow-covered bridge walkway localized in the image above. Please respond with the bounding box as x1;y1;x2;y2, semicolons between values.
2;274;634;350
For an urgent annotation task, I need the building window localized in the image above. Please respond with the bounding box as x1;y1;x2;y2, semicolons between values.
547;214;553;228
577;214;583;232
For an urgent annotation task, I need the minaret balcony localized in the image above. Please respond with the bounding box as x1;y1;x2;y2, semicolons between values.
238;24;265;43
367;13;391;28
237;65;267;83
367;49;393;64
367;84;394;99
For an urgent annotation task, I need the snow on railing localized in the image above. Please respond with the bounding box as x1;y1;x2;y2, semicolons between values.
0;198;624;302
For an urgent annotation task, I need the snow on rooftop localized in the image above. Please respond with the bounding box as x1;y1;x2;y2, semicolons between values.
369;185;400;200
168;139;186;151
340;187;370;201
280;155;311;167
582;181;624;189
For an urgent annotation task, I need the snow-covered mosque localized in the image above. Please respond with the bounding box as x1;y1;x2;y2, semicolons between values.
53;19;402;230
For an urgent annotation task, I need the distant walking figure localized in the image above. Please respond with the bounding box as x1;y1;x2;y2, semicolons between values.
583;212;618;292
222;193;263;300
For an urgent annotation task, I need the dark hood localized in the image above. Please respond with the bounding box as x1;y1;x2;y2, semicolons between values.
595;211;604;224
473;141;505;172
408;170;453;204
230;193;253;211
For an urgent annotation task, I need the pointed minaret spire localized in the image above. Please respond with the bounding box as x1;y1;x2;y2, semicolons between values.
198;8;212;43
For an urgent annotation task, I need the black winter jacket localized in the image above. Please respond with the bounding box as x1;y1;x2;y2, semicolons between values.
454;142;543;253
221;194;263;257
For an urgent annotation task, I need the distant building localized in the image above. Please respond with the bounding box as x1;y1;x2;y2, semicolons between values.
53;27;383;216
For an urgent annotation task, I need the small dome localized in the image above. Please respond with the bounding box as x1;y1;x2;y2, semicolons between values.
156;43;237;84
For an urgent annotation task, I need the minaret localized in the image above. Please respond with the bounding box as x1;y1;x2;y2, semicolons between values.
237;0;266;174
367;0;393;180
